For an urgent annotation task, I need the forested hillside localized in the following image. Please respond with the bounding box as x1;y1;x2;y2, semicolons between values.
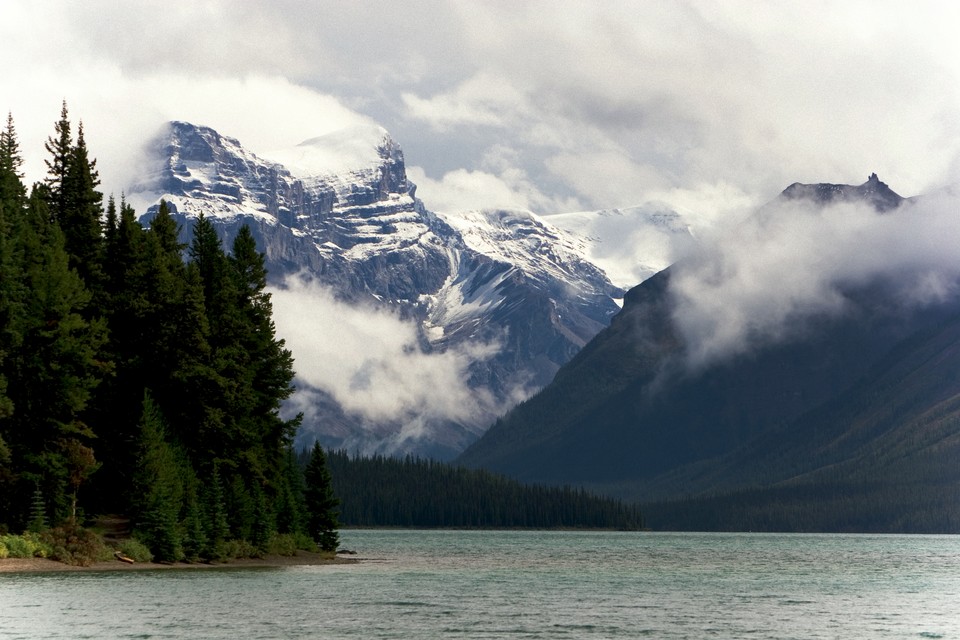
325;451;644;529
0;105;338;561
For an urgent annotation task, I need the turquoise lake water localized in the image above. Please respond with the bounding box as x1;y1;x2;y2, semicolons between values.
2;530;958;639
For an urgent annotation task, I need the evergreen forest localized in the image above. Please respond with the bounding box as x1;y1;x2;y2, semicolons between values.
0;104;339;562
325;451;645;529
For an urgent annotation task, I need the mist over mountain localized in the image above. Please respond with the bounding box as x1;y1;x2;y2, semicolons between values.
128;121;652;458
459;175;960;531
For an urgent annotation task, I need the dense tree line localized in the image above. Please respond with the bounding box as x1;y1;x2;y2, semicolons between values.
323;450;645;529
0;104;339;559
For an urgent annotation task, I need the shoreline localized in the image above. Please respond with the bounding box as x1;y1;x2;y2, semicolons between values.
0;550;356;574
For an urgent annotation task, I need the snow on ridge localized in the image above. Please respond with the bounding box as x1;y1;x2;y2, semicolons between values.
435;208;609;290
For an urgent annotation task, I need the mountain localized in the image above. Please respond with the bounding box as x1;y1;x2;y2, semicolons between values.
128;121;623;458
458;175;960;532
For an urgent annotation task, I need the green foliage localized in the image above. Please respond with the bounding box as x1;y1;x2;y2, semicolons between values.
304;442;340;552
179;466;207;562
266;532;299;556
326;450;645;530
131;392;184;562
0;105;311;553
202;463;230;561
0;532;54;558
41;521;109;566
118;538;153;563
266;532;316;555
223;538;261;560
27;484;47;532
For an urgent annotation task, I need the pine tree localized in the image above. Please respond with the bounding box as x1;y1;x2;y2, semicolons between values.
203;462;230;561
275;446;307;535
250;480;273;554
0;114;25;426
226;225;299;484
27;483;47;532
4;185;107;525
0;112;26;209
60;121;104;290
132;392;183;562
44;101;72;223
304;442;340;552
179;461;207;562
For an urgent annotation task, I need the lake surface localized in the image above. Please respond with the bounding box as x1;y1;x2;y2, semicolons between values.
2;530;958;639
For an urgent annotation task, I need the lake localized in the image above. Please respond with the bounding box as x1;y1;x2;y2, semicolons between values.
2;530;958;639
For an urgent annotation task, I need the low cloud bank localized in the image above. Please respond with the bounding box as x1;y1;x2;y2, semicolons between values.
669;189;960;370
269;275;503;451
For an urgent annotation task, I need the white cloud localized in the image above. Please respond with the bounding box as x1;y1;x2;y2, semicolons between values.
5;1;960;219
669;192;960;370
269;275;501;437
407;163;580;215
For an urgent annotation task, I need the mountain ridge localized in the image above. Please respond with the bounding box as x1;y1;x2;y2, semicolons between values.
458;175;960;531
128;121;633;458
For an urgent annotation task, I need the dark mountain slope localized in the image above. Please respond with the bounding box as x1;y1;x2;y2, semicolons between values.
644;309;960;532
458;176;960;531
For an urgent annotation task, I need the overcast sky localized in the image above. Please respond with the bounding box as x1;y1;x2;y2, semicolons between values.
3;0;959;221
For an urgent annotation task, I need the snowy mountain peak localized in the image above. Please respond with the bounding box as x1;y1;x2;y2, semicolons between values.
127;121;626;459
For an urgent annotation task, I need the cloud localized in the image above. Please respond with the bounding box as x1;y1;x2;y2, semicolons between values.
5;1;960;231
668;191;960;369
407;162;580;215
269;275;502;445
396;1;960;214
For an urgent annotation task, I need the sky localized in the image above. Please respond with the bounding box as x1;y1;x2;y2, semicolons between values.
3;0;960;223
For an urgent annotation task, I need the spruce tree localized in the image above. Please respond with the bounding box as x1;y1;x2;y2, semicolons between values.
179;476;208;562
203;462;230;561
132;392;183;562
0;112;26;208
250;480;273;554
0;114;25;425
275;446;307;535
60;121;105;290
4;185;107;525
228;224;299;479
304;442;340;552
43;101;72;223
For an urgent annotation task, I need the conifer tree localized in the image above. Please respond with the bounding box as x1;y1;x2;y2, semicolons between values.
250;480;273;553
27;483;47;532
275;446;307;535
227;225;299;481
44;101;72;223
3;185;107;524
61;121;105;290
179;460;207;562
132;392;183;561
304;442;340;552
0;114;24;425
203;462;230;561
0;112;26;208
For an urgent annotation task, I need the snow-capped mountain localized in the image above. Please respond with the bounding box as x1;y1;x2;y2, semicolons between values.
129;121;626;458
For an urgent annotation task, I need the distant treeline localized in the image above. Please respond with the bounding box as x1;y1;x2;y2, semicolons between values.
323;450;645;529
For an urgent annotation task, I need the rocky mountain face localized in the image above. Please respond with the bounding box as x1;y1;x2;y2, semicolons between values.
458;176;960;532
129;121;624;458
